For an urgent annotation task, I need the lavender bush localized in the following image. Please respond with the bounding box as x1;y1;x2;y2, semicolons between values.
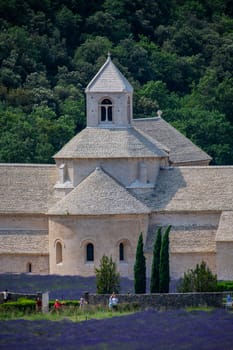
0;274;134;299
1;309;233;349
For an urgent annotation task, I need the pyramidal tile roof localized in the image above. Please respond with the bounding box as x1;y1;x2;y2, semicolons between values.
132;117;212;165
85;54;133;93
54;126;168;159
48;167;150;215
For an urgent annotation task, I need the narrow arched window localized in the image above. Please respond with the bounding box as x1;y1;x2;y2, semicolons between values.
27;262;32;273
119;242;124;261
56;241;62;264
86;243;94;261
100;99;112;122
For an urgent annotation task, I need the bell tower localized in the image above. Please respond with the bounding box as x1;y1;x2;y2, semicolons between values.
85;54;133;128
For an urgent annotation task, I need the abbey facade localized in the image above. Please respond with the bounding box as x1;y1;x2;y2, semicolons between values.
1;55;233;282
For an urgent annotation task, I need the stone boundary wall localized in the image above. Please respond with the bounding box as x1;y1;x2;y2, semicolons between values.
87;292;228;309
0;292;229;310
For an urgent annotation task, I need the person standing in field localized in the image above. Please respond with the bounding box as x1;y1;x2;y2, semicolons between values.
35;296;42;311
2;289;8;302
52;299;63;313
109;292;118;310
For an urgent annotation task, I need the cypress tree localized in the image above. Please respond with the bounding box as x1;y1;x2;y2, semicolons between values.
150;227;162;293
159;225;171;293
134;232;146;294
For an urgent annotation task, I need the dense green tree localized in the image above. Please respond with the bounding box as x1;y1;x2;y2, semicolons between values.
159;225;171;293
30;105;76;163
150;227;162;293
134;233;146;294
113;38;153;84
188;68;220;110
134;80;180;118
0;104;34;162
101;0;131;42
74;36;112;85
6;88;34;112
95;255;120;294
121;0;172;39
58;98;86;133
173;0;225;21
0;68;21;89
55;6;81;50
139;38;189;93
178;260;218;292
172;107;233;164
74;36;112;66
215;77;233;122
85;11;129;43
168;23;203;57
24;72;50;89
0;0;233;165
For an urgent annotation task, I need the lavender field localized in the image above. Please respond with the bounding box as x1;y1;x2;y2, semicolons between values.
0;273;134;299
1;309;233;349
1;274;233;349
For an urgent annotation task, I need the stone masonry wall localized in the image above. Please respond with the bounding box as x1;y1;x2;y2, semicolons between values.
87;293;226;309
0;292;228;310
0;254;49;274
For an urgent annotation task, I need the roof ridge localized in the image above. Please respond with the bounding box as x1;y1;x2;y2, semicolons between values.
132;126;170;154
48;166;150;215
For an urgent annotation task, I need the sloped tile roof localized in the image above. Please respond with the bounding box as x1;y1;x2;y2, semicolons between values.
216;211;233;241
136;166;233;212
145;225;216;253
54;126;168;159
132;117;212;165
0;230;48;254
0;164;57;214
48;167;150;215
85;55;133;93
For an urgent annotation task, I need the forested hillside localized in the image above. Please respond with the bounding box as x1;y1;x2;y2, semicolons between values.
0;0;233;164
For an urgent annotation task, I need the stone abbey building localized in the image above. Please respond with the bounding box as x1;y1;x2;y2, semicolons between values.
1;55;233;281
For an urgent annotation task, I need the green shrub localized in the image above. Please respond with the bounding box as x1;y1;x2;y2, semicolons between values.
95;255;120;294
0;298;35;312
178;261;218;293
0;298;79;315
217;281;233;292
